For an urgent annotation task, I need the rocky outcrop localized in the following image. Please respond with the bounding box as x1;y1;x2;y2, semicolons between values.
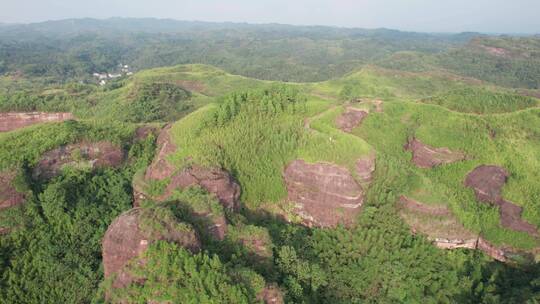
465;165;538;236
0;112;73;132
33;141;124;179
477;238;507;262
144;127;241;211
102;208;200;289
163;166;241;210
0;171;25;210
144;126;177;180
399;196;450;216
432;237;478;250
398;195;508;262
284;160;364;227
465;165;508;204
335;107;368;133
355;153;376;185
404;138;466;168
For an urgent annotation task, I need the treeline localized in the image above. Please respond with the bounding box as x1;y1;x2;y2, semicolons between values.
0;19;472;83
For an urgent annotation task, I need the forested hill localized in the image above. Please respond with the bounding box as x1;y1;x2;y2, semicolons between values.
0;18;481;83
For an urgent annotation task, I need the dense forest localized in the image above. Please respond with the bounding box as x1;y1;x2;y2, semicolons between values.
0;18;540;303
2;18;538;88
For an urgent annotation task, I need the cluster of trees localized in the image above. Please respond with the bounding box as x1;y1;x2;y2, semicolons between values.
127;82;192;122
0;123;156;303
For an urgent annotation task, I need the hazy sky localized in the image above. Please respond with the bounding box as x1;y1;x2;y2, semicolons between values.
1;0;539;33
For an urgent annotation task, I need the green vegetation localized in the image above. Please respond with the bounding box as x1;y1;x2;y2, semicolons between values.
0;169;133;303
1;20;540;303
354;101;540;249
168;87;370;207
422;87;539;113
102;242;255;304
436;37;540;89
0;121;155;304
0;120;134;170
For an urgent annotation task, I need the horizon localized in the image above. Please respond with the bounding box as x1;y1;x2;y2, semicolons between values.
1;0;540;34
0;17;538;36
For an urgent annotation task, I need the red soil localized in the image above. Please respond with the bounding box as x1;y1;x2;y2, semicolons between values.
283;160;364;227
335;107;368;133
404;138;466;168
0;112;73;132
465;165;538;236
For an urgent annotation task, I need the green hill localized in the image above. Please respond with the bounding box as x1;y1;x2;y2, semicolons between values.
1;57;540;303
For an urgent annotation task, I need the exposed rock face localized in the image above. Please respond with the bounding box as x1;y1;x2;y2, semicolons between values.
398;195;508;262
145;127;241;211
399;196;450;216
102;208;200;289
335;107;368;133
0;171;25;210
465;165;508;204
144;126;177;180
164;166;241;210
477;238;507;262
433;238;478;250
33;141;124;179
465;165;538;236
0;112;73;132
355;153;376;185
404;138;466;168
284;160;364;227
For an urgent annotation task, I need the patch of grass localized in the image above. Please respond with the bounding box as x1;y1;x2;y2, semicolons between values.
354;100;540;249
422;87;539;114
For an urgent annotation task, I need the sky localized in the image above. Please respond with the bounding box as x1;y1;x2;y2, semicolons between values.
1;0;539;34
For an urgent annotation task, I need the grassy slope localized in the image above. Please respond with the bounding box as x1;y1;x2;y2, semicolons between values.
354;101;540;249
132;63;540;250
167;89;372;209
3;62;537;250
